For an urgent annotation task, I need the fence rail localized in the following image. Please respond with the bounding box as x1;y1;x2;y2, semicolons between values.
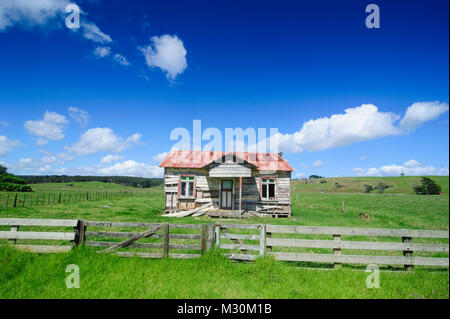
1;218;448;269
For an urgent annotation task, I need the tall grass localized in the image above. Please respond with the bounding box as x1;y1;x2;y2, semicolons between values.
0;246;448;299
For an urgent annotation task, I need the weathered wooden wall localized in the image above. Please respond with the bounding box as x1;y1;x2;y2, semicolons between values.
163;167;291;215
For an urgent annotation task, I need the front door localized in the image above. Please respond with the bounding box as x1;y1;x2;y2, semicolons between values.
221;180;233;209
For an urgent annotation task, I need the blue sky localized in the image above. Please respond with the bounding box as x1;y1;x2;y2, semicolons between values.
0;0;448;178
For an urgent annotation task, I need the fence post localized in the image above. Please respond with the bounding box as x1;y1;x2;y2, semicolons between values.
13;193;18;208
74;220;86;246
402;236;413;270
207;223;214;251
341;201;345;213
29;194;32;206
9;225;19;245
162;223;169;258
201;224;207;254
259;224;266;256
214;224;221;248
58;192;62;204
333;234;342;269
5;194;9;208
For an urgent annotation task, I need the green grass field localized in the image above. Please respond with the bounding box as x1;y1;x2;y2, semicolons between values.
0;176;448;299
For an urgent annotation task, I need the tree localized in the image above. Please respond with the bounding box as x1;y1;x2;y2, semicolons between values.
0;165;32;192
413;177;441;195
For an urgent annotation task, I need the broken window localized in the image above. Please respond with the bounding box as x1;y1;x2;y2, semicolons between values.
179;176;195;197
260;178;276;200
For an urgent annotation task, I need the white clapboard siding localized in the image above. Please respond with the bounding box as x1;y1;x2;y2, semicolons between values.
209;164;252;177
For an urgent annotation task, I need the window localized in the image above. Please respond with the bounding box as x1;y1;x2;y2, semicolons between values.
260;178;276;200
179;176;195;197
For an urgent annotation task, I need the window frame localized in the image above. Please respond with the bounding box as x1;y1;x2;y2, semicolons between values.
259;177;278;200
177;174;197;199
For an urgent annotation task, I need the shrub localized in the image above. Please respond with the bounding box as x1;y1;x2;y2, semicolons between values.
363;185;373;193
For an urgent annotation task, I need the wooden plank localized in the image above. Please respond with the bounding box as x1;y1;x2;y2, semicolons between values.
0;218;78;227
207;223;214;251
12;244;72;253
260;224;266;256
84;221;202;229
116;252;163;258
201;224;207;254
220;233;259;240
265;238;449;252
269;252;449;266
219;244;260;251
169;253;202;259
99;224;166;254
85;241;201;250
265;225;449;238
218;223;260;229
85;231;201;240
116;252;202;259
0;231;75;241
226;253;257;261
162;223;169;257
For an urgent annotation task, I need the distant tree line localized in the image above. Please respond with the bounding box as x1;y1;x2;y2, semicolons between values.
0;165;33;192
18;175;163;188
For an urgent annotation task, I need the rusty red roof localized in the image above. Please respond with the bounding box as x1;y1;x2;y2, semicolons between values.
159;150;294;171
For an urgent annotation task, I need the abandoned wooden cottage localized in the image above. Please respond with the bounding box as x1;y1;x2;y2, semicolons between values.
159;150;294;217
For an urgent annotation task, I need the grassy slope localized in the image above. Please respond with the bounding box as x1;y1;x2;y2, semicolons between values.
0;176;448;299
293;176;449;195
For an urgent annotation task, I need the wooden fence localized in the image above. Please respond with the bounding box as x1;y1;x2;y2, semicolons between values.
1;218;448;269
0;190;152;209
83;220;212;259
0;218;81;253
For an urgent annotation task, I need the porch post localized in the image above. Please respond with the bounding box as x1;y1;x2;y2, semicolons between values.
239;176;242;212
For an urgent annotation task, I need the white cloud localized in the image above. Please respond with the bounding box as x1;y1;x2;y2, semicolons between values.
93;46;111;58
237;101;448;155
140;34;187;80
36;138;48;146
260;104;401;153
353;159;449;177
312;159;323;167
360;155;367;160
400;101;449;132
113;53;130;66
24;111;68;143
68;107;89;126
101;154;124;164
0;0;69;31
97;160;163;177
81;21;112;44
67;128;143;155
0;1;113;46
0;135;22;156
152;152;168;163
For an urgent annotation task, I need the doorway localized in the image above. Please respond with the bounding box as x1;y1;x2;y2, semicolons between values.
220;180;233;209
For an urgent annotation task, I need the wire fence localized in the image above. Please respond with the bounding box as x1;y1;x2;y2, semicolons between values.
0;190;154;209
